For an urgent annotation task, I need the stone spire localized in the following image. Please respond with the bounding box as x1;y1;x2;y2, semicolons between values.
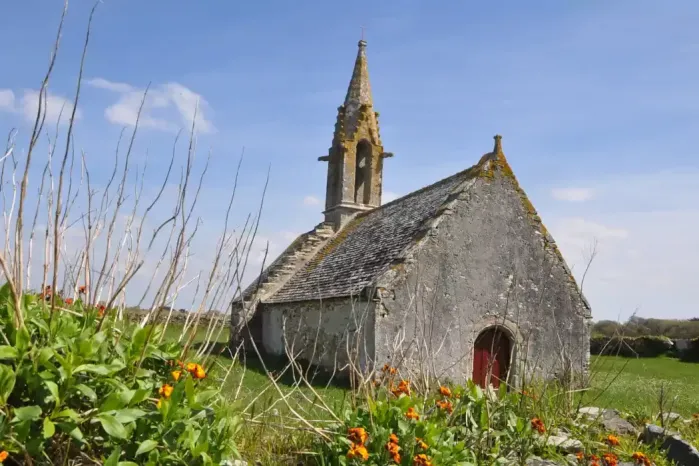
319;40;392;230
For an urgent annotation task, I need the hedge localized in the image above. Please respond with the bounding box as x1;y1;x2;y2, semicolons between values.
590;335;674;358
679;337;699;362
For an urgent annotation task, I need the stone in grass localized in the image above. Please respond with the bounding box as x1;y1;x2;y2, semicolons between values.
643;424;699;466
656;412;684;424
526;456;566;466
545;433;584;453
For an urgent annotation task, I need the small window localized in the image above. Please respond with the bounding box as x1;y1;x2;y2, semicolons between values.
355;140;371;204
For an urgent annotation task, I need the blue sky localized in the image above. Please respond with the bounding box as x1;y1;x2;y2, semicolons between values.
1;0;698;321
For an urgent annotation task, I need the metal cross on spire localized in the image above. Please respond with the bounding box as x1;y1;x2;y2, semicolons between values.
360;25;366;41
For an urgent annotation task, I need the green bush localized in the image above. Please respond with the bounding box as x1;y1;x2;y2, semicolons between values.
679;337;699;362
590;335;674;358
0;283;241;465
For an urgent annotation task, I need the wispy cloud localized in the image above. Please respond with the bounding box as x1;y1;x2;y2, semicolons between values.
383;191;399;203
551;187;594;202
0;88;81;125
86;78;215;134
303;195;321;206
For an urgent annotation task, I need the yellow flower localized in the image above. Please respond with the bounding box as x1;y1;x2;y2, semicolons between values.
194;365;206;379
416;438;428;450
156;398;162;409
158;384;173;399
172;370;182;381
185;362;198;372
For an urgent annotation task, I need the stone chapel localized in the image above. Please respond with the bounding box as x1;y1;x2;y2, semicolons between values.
231;40;592;387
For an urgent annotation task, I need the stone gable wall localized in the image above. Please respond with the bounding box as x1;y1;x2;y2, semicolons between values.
374;168;591;384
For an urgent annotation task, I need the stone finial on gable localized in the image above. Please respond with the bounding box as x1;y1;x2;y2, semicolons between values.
493;134;503;155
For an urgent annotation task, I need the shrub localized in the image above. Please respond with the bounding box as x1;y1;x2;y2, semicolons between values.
0;284;241;464
590;336;673;358
679;337;699;362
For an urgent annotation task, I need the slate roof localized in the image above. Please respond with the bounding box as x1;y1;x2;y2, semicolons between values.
265;163;483;304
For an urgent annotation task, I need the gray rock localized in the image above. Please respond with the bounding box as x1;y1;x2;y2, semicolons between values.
546;434;584;453
657;412;684;424
526;456;565;466
643;424;699;466
578;406;601;419
601;412;638;435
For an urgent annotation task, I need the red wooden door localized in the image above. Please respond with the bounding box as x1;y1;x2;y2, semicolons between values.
472;328;510;388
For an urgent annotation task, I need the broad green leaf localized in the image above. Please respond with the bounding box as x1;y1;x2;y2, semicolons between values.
14;326;30;353
0;364;16;404
13;405;42;422
185;376;195;404
97;413;128;439
75;384;97;401
129;388;149;406
73;364;110;376
113;408;146;423
135;439;158;456
195;389;218;406
117;463;139;466
43;417;55;438
100;392;126;412
44;381;60;404
54;409;80;422
0;346;18;360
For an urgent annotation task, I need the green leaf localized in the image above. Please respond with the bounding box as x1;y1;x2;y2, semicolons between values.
0;346;18;360
113;408;146;423
117;462;139;466
43;417;55;438
75;383;97;401
97;413;128;439
195;389;218;406
185;376;195;404
73;363;110;376
104;447;121;466
54;409;80;422
15;326;30;353
129;388;149;406
0;364;16;404
45;380;60;404
100;392;127;412
13;405;42;422
135;439;158;456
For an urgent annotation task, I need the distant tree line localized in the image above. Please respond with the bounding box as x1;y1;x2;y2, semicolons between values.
592;316;699;340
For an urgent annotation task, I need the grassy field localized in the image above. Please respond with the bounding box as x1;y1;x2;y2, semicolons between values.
584;355;699;416
164;323;699;418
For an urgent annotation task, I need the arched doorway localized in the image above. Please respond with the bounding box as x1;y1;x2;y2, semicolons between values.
472;327;511;389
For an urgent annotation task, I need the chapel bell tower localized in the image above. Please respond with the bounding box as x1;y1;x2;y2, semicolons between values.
318;39;393;229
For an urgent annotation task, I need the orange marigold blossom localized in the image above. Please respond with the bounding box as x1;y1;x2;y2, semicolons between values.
78;285;86;293
347;443;369;461
186;362;198;372
413;453;433;466
386;434;401;464
405;407;420;420
575;452;584;461
348;427;368;445
172;370;182;381
602;452;618;466
388;433;399;445
439;385;452;398
416;438;429;450
590;455;600;461
193;365;206;379
391;379;411;396
158;384;174;398
605;434;620;446
436;399;453;414
530;418;546;434
692;413;699;419
65;298;73;305
632;452;651;466
0;451;7;462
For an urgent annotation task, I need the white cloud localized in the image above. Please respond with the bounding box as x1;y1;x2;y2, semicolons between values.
86;78;215;134
544;170;699;321
383;191;399;203
551;187;594;202
303;195;321;206
0;88;81;125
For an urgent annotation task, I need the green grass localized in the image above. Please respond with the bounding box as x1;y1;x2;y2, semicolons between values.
585;355;699;416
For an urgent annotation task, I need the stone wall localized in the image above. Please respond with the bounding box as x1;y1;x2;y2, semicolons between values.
260;297;376;373
374;168;591;384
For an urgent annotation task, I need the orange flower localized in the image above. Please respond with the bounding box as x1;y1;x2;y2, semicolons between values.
158;384;173;399
413;453;433;466
632;452;651;466
186;362;198;372
439;385;452;398
78;285;86;294
590;455;600;462
391;379;411;397
530;418;546;434
177;360;185;368
0;451;8;462
172;370;182;381
386;434;401;463
348;427;368;445
693;413;699;419
416;438;428;450
405;407;420;420
347;443;369;461
65;298;73;305
436;399;453;414
605;434;620;446
193;365;206;379
575;452;585;461
602;452;618;466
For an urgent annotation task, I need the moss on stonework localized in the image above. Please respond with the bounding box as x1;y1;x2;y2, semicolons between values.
305;215;368;272
480;152;577;286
